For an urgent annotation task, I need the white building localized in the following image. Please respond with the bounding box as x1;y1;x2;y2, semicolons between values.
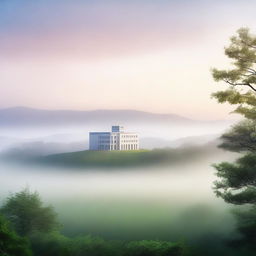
89;125;139;151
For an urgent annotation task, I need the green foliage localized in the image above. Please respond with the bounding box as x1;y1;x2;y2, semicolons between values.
212;28;256;205
125;240;184;256
232;206;256;250
27;233;188;256
0;214;32;256
29;231;70;256
213;153;256;205
219;119;256;152
212;28;256;81
0;189;189;256
0;188;59;236
212;29;256;252
212;28;256;119
67;235;123;256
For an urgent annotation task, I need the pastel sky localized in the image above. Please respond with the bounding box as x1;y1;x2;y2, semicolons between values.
1;0;256;119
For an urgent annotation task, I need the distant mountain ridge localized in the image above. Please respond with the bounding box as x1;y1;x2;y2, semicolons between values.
0;107;231;127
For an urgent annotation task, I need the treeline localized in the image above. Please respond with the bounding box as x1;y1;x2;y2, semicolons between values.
1;189;256;256
0;189;190;256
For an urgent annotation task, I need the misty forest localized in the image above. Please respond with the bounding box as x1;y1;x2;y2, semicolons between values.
1;2;256;256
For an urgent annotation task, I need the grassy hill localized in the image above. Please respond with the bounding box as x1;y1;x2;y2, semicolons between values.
35;142;222;169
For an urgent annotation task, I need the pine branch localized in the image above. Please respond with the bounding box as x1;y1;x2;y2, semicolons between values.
224;79;256;92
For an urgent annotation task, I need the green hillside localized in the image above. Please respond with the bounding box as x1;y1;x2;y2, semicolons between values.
35;143;221;169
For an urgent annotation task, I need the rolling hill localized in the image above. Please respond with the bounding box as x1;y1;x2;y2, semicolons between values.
32;141;225;169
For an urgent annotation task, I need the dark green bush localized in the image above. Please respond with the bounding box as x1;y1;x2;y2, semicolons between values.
0;214;32;256
125;240;184;256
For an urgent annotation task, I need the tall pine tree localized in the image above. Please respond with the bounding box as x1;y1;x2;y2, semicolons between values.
212;28;256;250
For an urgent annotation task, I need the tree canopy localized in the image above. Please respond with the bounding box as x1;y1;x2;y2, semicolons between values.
213;153;256;205
212;28;256;119
212;28;256;206
219;119;256;153
0;188;59;236
212;28;256;252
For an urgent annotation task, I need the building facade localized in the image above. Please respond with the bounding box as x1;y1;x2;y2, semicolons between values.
89;125;139;151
